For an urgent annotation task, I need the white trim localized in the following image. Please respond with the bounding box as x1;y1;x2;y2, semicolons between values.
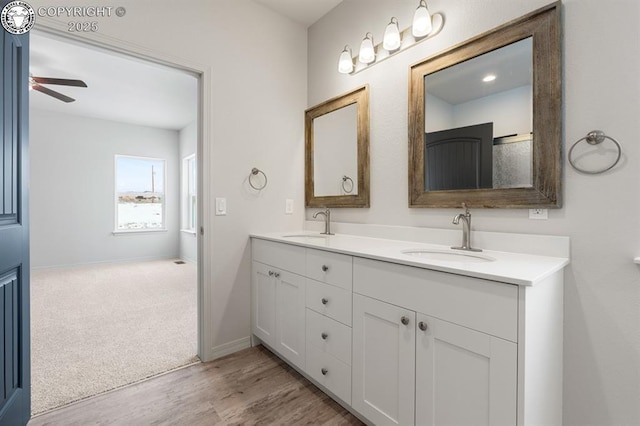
30;255;179;271
32;21;214;362
180;229;197;235
112;229;168;235
210;336;252;360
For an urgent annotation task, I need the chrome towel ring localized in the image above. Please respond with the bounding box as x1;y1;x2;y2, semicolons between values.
342;175;354;193
568;130;622;174
249;167;267;190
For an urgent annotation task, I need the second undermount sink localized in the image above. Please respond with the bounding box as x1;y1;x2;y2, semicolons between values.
401;248;495;263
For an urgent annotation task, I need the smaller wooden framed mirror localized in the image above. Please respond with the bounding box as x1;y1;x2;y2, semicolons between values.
305;85;370;208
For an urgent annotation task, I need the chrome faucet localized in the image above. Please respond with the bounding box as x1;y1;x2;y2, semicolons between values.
451;203;482;252
313;208;334;235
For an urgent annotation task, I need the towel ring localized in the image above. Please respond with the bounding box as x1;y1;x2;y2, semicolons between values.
249;167;267;190
341;175;354;193
568;130;622;174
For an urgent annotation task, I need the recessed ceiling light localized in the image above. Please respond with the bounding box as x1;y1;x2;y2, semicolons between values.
482;74;496;82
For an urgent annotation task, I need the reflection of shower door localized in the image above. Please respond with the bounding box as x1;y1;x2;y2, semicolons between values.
425;122;493;191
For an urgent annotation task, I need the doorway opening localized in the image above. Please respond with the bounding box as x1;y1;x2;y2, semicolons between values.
28;31;202;415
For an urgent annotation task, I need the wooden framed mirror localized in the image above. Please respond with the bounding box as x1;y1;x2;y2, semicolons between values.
408;2;561;208
306;85;370;208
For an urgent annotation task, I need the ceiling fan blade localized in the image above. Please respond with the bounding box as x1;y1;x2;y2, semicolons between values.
32;84;76;103
32;76;87;87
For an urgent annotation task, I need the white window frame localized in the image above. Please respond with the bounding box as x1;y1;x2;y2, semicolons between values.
114;154;167;233
181;154;197;234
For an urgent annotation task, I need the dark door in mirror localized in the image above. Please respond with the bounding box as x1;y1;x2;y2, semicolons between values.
425;122;493;191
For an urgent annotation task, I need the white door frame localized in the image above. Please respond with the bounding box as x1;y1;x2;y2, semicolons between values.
31;20;214;361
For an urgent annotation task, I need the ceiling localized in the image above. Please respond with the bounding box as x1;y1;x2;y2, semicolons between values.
29;1;338;130
30;32;198;131
253;0;343;27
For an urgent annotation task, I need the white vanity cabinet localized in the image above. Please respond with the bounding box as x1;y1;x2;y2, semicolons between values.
251;240;306;370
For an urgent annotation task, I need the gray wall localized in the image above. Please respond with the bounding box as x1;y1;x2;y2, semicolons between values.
308;0;640;424
179;121;197;263
30;108;180;268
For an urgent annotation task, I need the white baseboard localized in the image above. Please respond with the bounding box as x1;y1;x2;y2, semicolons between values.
30;255;180;271
210;336;251;360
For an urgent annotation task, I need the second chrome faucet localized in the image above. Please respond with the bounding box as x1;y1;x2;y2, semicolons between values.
452;203;482;252
313;207;334;235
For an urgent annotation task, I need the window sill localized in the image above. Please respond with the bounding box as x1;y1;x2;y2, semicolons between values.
181;229;197;235
112;229;168;235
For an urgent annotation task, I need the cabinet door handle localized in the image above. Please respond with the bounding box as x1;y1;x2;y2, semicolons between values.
274;272;280;278
321;298;329;305
322;265;329;272
321;332;328;340
418;321;428;331
401;316;410;326
268;271;274;276
321;368;328;376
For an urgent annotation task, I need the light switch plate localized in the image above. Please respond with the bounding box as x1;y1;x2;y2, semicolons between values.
285;199;294;215
529;208;548;220
215;198;227;216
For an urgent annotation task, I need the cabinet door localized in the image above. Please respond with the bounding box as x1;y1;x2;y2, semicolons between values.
416;313;517;426
352;294;416;426
275;271;306;369
252;262;276;346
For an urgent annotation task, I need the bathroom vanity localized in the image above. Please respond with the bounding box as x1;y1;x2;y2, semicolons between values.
250;232;568;425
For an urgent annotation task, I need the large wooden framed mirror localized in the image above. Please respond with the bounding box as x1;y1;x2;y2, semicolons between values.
306;85;370;208
408;2;561;208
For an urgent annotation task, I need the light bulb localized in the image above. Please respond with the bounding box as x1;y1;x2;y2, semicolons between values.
358;33;375;64
482;74;496;82
383;17;401;51
412;0;432;37
338;46;354;74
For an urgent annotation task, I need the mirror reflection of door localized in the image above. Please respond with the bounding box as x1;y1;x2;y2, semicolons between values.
313;103;359;197
425;122;493;190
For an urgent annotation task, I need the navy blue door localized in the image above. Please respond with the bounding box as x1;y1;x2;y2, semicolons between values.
0;1;31;424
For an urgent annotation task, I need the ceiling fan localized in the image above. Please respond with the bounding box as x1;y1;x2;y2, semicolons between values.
29;75;87;103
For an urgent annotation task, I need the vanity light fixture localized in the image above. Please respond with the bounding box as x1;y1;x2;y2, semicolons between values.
482;74;497;82
358;33;376;64
412;0;433;37
383;17;401;51
338;45;354;74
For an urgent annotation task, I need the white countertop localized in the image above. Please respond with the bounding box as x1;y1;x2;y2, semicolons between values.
250;231;569;286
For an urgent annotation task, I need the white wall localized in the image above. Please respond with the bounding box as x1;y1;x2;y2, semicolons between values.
308;1;640;424
30;108;180;269
179;121;197;263
29;0;308;359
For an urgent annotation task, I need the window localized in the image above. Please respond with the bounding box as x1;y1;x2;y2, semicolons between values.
182;154;197;232
115;155;166;231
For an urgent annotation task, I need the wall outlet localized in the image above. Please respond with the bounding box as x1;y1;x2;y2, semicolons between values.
215;197;227;216
529;208;548;220
285;199;294;215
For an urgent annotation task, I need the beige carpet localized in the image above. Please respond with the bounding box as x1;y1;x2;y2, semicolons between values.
31;259;199;415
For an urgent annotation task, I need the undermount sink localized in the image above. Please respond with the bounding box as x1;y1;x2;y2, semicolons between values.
282;234;329;239
401;248;495;263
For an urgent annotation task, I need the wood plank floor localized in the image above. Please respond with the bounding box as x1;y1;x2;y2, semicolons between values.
29;346;364;425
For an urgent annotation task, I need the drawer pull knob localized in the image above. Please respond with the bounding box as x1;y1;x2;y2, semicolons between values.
274;272;280;278
321;368;328;376
321;332;328;340
268;271;274;276
418;321;428;331
321;298;329;305
401;316;410;326
322;265;329;272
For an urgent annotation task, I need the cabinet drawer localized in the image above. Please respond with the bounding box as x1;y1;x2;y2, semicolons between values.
306;249;352;290
252;238;305;276
306;345;351;405
306;279;352;326
306;308;352;365
353;257;518;342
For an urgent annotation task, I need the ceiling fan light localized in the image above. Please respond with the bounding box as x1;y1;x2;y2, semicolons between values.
338;46;354;74
412;0;433;38
358;33;375;64
383;17;401;51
